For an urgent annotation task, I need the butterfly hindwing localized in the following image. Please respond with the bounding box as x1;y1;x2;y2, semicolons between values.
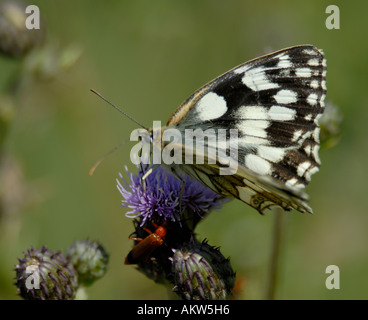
165;45;326;213
175;161;311;214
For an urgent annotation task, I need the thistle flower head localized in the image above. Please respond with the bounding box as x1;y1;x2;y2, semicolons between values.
117;164;228;226
14;246;78;300
170;240;236;300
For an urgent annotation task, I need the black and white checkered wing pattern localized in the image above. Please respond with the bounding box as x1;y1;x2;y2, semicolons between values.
168;45;326;213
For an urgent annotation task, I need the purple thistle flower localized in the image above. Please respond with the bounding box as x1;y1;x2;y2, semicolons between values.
117;165;228;226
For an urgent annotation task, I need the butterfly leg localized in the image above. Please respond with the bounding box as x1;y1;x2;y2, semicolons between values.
141;167;153;191
141;164;160;191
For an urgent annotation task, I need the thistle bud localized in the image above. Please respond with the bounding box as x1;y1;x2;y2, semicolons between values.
14;246;78;300
170;240;236;300
65;240;109;287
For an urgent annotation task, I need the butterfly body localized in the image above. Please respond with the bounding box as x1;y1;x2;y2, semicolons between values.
138;45;326;214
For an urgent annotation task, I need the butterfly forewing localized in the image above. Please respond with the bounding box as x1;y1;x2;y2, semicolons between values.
166;45;326;213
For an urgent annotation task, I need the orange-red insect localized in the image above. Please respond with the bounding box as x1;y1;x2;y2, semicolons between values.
124;223;167;265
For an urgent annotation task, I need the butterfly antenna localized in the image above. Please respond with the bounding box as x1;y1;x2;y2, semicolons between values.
89;138;130;176
90;89;148;131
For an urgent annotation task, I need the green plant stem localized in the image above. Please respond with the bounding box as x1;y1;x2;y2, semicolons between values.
74;287;88;300
264;207;287;300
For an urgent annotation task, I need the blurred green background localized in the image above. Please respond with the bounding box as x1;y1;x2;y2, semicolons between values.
0;0;367;300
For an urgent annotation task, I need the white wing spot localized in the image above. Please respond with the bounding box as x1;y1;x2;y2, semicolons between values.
304;145;312;156
257;146;286;162
240;67;280;91
245;154;272;175
321;80;327;90
321;93;326;104
304;114;313;121
275;53;290;60
302;131;312;140
307;93;318;106
297;161;311;177
295;67;312;78
303;48;319;56
268;105;296;121
237;106;268;120
285;178;298;187
312;144;321;164
308;58;319;66
277;58;292;68
286;179;305;190
233;64;251;74
305;166;319;181
292;129;303;142
196;92;227;121
240;136;270;146
310;80;319;89
273;89;298;105
237;120;269;138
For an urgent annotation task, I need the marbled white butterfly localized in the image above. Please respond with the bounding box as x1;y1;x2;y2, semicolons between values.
150;45;327;214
